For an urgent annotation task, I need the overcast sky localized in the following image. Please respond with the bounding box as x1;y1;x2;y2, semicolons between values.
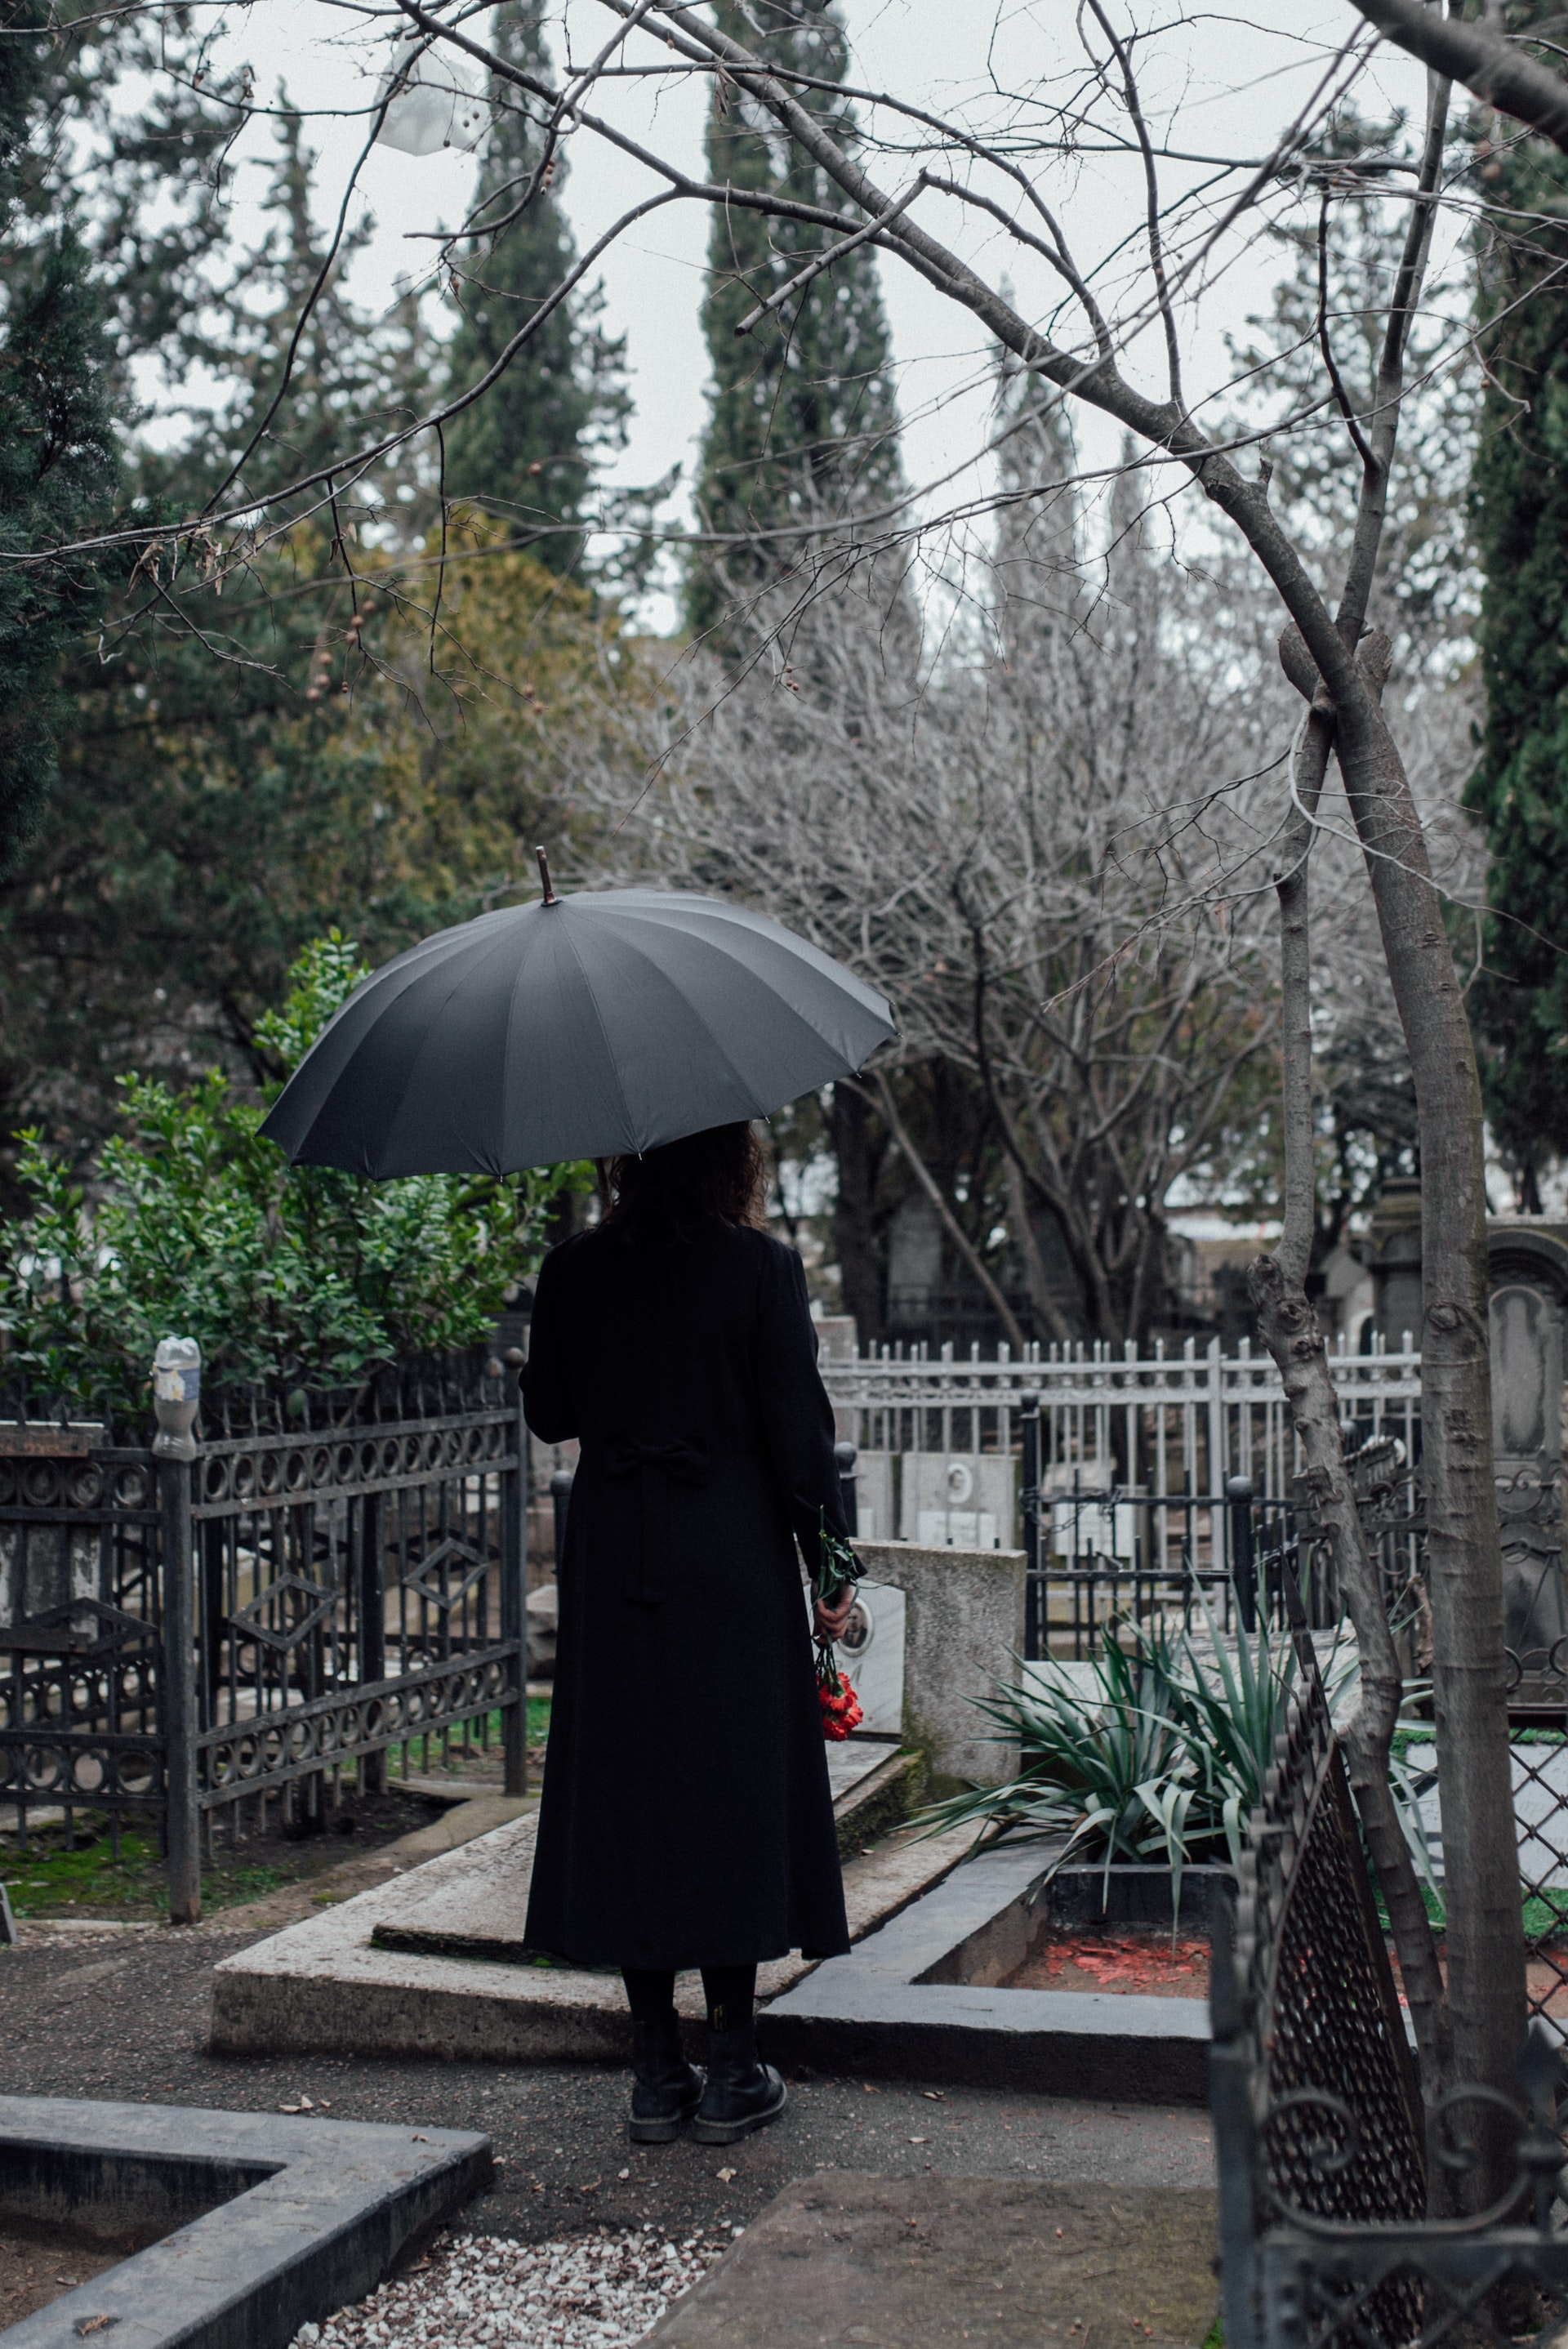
185;2;1441;617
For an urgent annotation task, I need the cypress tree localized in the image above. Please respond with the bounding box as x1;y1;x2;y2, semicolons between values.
687;0;902;641
441;1;628;570
0;2;118;876
1464;84;1568;1207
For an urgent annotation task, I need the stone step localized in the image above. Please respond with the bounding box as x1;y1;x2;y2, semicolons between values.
209;1750;964;2066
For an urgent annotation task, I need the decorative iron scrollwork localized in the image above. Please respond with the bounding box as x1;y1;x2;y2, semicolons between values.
227;1573;337;1653
402;1536;492;1611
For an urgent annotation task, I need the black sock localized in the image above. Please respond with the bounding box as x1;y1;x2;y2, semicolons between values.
621;1968;676;2022
700;1963;757;2036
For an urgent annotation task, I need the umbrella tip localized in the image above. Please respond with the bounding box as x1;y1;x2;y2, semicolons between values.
536;845;559;907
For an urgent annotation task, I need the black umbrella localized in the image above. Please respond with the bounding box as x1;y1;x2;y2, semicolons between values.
261;857;897;1175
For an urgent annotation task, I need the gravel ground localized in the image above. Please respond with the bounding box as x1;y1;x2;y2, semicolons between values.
292;2226;732;2349
0;1923;1214;2336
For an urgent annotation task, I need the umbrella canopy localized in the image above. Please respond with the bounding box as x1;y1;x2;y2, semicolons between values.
261;883;897;1176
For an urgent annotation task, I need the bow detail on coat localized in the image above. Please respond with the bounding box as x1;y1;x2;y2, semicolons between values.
603;1435;712;1605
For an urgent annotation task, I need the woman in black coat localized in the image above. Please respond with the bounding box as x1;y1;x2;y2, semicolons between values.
520;1121;855;2146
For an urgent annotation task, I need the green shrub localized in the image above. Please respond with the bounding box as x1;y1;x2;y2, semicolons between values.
918;1598;1437;1917
0;934;587;1423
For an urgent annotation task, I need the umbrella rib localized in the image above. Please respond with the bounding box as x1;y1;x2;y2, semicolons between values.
542;914;640;1152
586;923;818;1115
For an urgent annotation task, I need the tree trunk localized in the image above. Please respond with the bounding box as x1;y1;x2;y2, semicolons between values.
867;1072;1027;1351
1002;1154;1078;1348
1333;684;1526;2196
1249;640;1450;2112
827;1079;884;1346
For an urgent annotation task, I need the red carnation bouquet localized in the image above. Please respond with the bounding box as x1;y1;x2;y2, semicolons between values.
817;1647;864;1741
815;1515;864;1742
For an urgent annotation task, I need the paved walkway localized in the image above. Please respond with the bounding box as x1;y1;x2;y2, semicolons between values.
0;1927;1214;2252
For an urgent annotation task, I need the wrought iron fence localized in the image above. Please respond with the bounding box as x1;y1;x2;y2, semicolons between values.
0;1352;528;1919
1016;1416;1427;1663
1211;1652;1568;2349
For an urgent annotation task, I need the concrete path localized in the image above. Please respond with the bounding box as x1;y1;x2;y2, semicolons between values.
644;2173;1218;2349
0;1927;1214;2253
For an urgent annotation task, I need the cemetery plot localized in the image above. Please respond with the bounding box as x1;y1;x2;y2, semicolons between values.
0;2217;156;2329
0;2097;488;2349
210;1754;964;2067
998;1929;1211;1999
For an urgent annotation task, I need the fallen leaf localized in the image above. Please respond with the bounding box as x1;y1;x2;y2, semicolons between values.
617;2168;630;2181
906;2136;929;2145
922;2090;944;2101
716;2166;737;2182
297;2096;314;2111
277;2104;301;2115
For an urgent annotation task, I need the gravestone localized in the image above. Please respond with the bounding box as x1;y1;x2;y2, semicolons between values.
0;1423;109;1629
852;1538;1027;1787
898;1452;1014;1549
1486;1223;1568;1701
844;1450;893;1543
808;1578;906;1736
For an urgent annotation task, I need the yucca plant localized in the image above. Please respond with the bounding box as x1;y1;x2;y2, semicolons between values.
917;1591;1437;1920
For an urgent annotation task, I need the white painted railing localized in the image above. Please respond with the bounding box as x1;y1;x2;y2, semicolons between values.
821;1334;1421;1541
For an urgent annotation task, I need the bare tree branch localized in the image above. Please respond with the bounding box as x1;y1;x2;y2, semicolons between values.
1348;0;1568;151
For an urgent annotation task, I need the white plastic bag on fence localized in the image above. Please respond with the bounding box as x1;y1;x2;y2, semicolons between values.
374;34;488;156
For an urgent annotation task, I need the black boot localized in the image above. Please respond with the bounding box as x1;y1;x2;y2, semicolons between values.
693;2019;786;2145
629;2013;703;2144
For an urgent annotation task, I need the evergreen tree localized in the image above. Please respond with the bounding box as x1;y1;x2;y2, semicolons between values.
0;2;118;875
0;105;638;1195
441;1;628;570
151;107;437;527
686;0;903;640
1464;77;1568;1205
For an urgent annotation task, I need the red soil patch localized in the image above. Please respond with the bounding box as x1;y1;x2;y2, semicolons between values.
1001;1932;1211;1997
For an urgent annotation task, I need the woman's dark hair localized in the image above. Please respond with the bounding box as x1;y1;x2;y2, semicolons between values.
601;1121;768;1246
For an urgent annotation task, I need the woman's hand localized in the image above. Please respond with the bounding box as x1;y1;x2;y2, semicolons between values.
813;1585;856;1644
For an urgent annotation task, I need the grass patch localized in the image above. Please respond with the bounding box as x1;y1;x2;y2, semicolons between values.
1;1782;443;1922
1524;1889;1568;1944
381;1700;549;1782
1;1817;287;1920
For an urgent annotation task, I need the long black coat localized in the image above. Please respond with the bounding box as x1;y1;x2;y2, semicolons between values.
519;1220;851;1970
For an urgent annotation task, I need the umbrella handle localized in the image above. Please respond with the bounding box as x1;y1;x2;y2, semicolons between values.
536;845;559;905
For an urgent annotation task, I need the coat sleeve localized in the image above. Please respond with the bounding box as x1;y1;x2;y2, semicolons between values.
521;1245;577;1443
755;1239;849;1580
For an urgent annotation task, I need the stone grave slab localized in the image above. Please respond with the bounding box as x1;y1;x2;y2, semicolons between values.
1405;1738;1568;1888
369;1741;914;1962
0;2094;488;2349
209;1747;971;2067
757;1841;1214;2103
642;2172;1218;2349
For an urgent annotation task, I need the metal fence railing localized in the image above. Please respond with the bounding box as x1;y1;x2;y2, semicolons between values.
1213;1651;1568;2349
0;1349;528;1919
821;1334;1423;1521
820;1338;1425;1661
